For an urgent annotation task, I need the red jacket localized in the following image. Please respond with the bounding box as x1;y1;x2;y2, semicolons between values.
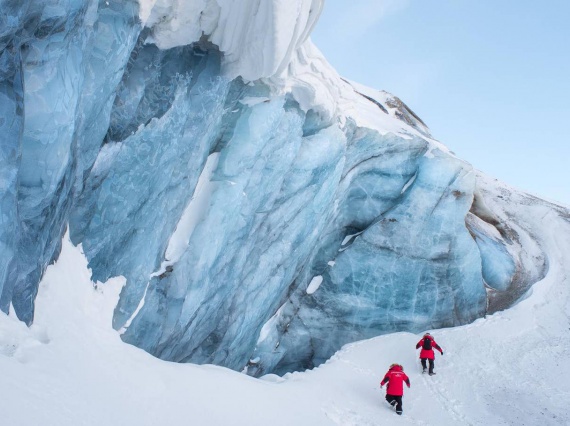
380;365;410;396
416;335;443;360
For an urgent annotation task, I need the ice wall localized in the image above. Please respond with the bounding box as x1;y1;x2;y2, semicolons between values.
0;0;554;374
0;0;141;322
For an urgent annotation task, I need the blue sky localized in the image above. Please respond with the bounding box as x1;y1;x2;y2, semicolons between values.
312;0;570;205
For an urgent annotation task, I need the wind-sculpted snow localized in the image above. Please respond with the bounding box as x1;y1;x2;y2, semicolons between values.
140;0;324;81
0;0;557;374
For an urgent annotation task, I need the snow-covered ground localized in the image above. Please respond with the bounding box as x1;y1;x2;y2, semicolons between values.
1;184;569;425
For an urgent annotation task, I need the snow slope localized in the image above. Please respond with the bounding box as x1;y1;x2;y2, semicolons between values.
1;178;568;425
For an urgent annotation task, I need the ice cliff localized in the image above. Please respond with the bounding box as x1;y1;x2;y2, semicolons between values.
0;0;563;375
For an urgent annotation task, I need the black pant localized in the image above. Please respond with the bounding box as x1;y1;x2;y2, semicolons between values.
421;358;434;374
385;394;403;413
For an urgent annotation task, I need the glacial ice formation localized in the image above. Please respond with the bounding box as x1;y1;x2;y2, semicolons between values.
0;0;556;374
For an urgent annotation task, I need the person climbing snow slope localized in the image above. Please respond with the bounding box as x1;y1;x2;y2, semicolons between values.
416;332;443;375
380;363;410;415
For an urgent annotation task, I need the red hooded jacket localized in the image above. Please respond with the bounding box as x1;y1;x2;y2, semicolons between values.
416;335;443;360
380;365;410;396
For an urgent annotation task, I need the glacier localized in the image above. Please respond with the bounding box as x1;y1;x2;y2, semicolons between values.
0;0;559;376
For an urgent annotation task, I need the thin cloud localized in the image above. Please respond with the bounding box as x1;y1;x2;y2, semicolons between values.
317;0;410;43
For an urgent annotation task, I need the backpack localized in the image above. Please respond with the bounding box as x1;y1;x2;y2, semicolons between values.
422;337;432;350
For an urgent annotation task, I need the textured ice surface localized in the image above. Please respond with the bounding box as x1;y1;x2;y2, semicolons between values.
466;213;516;292
120;99;347;368
0;0;141;322
250;150;488;375
0;0;553;373
70;46;232;329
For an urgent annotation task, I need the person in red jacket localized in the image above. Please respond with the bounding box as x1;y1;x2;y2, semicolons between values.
416;332;443;375
380;363;410;415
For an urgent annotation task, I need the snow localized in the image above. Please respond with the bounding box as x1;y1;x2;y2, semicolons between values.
137;0;437;135
257;305;285;345
141;0;324;81
338;231;364;253
401;172;417;194
341;231;363;246
161;152;220;272
2;191;569;425
306;275;323;295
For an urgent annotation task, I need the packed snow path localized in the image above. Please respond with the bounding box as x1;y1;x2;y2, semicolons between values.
1;190;569;425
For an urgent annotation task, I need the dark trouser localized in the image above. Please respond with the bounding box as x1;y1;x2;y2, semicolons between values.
385;394;403;413
421;358;434;374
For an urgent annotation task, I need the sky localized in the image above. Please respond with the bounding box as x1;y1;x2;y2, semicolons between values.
312;0;570;205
